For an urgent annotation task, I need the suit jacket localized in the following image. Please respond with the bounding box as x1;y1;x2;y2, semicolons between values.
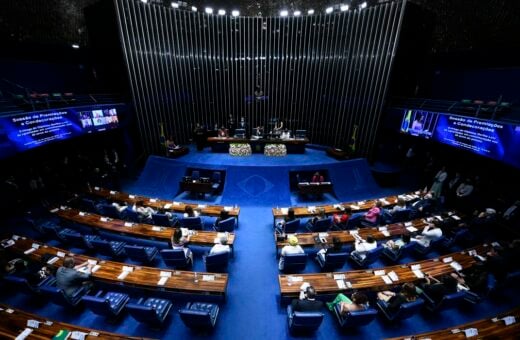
56;267;90;298
291;298;324;312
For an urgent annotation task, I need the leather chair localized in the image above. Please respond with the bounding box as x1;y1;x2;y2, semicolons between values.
333;304;378;328
306;217;332;232
124;245;158;263
204;252;229;272
382;241;416;263
316;251;348;271
350;246;384;267
60;230;99;250
3;275;55;295
152;213;177;227
125;209;142;223
161;249;191;268
82;290;130;319
386;209;412;224
286;304;324;334
211;172;222;192
413;236;446;256
191;170;200;181
281;253;307;273
377;298;424;321
213;217;235;232
90;238;126;257
180;217;204;230
80;198;99;213
126;297;173;326
179;302;219;330
283;219;300;233
99;204;123;219
421;290;467;312
40;284;91;307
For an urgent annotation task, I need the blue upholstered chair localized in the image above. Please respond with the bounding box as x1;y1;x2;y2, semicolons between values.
161;249;192;268
283;219;300;233
99;204;124;219
211;172;222;191
420;290;467;312
3;275;55;295
350;246;384;267
306;217;332;232
281;253;307;273
124;245;158;263
191;170;200;181
152;213;177;227
213;217;235;232
80;198;99;213
376;298;424;321
333;304;378;328
413;236;447;256
384;209;412;224
382;241;416;263
60;230;99;249
204;252;229;272
125;208;142;223
82;290;130;319
316;251;349;271
180;217;204;230
286;304;324;334
90;238;126;257
126;297;173;326
40;284;91;307
179;302;219;330
441;228;471;249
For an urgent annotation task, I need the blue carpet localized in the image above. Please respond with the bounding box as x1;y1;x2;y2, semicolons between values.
2;149;520;339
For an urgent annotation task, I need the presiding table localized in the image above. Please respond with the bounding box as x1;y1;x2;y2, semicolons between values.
297;182;333;195
207;136;309;154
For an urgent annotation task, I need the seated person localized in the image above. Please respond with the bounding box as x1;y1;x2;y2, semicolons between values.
332;207;352;230
5;258;50;286
183;205;200;218
384;198;407;219
450;262;489;294
311;172;324;183
280;129;291;140
316;237;343;263
503;200;520;223
306;210;327;230
363;201;383;225
209;236;231;255
111;201;128;212
279;235;304;270
276;207;296;233
56;256;94;299
166;136;178;149
351;235;377;260
215;209;230;226
377;282;417;313
132;200;156;219
410;192;438;217
412;222;443;247
252;126;264;139
384;233;412;252
273;120;284;135
327;291;369;314
217;126;229;138
171;229;193;264
291;283;324;312
416;274;458;304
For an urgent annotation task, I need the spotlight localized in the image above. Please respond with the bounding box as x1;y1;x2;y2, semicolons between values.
140;0;147;3
191;6;197;12
294;10;301;16
340;4;349;11
307;9;315;15
171;2;179;8
205;7;213;14
280;10;288;17
218;9;226;15
325;7;333;14
360;2;368;9
71;44;80;49
231;10;240;17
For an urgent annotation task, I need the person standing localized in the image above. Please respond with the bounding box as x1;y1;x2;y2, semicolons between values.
430;166;448;200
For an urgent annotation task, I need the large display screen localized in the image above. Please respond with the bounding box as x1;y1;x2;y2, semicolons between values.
401;109;520;168
0;106;121;159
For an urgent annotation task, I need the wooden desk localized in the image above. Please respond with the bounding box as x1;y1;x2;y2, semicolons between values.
207;136;309;154
297;182;333;195
0;303;147;339
53;207;235;248
5;236;228;298
179;181;214;194
386;308;520;339
326;147;349;160
278;245;490;300
275;216;440;249
272;191;421;225
167;146;189;158
87;187;240;225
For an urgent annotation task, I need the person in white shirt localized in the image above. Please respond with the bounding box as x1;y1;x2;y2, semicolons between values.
503;201;520;221
112;202;128;212
350;235;377;260
413;222;443;247
133;200;156;219
210;236;231;255
183;205;200;218
279;235;304;270
456;179;474;198
430;166;448;199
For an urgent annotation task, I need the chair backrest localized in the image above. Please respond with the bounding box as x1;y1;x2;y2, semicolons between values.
180;217;203;230
100;204;122;219
391;209;411;223
61;230;92;249
216;217;235;232
395;299;424;320
81;198;99;212
284;219;300;233
83;295;112;316
363;246;384;265
436;291;467;310
161;249;189;267
313;217;332;232
283;253;307;272
40;285;81;307
212;172;221;183
336;305;378;328
90;239;121;256
205;252;229;272
290;311;324;332
3;275;39;295
179;308;214;328
430;236;447;248
324;252;349;269
125;245;155;262
152;213;172;227
125;208;142;223
127;297;172;324
191;170;200;180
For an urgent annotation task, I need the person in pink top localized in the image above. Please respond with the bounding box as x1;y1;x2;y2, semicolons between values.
364;201;383;224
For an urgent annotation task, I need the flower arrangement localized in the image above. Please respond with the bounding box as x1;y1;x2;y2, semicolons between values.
264;143;287;157
229;143;252;156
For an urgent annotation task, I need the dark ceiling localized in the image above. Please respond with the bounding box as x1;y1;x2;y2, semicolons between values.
0;0;519;57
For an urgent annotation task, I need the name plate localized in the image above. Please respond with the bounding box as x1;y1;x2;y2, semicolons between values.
442;257;453;263
164;204;172;209
122;266;134;272
374;270;386;276
157;277;168;286
91;265;101;273
150;199;157;203
381;275;393;284
99;217;109;222
128;195;136;199
202;275;215;281
411;264;421;271
124;222;133;227
26;320;39;328
160;271;172;277
109;190;117;195
333;274;345;280
57;251;66;257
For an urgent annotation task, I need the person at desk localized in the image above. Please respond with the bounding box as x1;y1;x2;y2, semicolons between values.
166;136;179;150
171;229;193;264
132;200;156;220
56;256;94;299
351;235;377;260
217;126;229;138
252;125;264;139
227;114;236;136
316;237;343;263
412;222;443;247
291;283;324;312
311;172;324;183
273;119;284;136
275;207;296;234
238;116;248;136
327;291;369;314
183;205;200;218
210;236;231;255
279;235;304;270
377;282;417;314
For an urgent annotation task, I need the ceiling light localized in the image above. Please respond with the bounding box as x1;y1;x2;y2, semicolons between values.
140;0;147;3
307;9;315;15
294;10;301;16
191;6;197;11
171;2;179;8
340;4;349;11
325;7;333;14
231;10;240;17
218;9;226;15
280;10;288;17
205;7;213;14
360;2;368;9
71;44;80;49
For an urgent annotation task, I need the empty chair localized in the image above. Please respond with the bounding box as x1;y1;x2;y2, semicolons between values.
126;297;173;326
191;170;200;181
413;236;447;256
82;290;130;319
179;302;219;330
152;213;177;227
60;230;99;249
204;252;229;272
377;298;424;321
281;253;307;273
90;238;126;257
124;245;158;263
161;249;192;268
306;217;332;232
333;304;378;328
287;304;324;334
99;204;123;219
180;216;204;230
40;284;91;307
211;172;222;192
350;246;384;267
316;252;349;271
283;219;300;233
3;275;55;295
421;290;467;312
80;198;99;212
213;217;235;232
125;208;142;223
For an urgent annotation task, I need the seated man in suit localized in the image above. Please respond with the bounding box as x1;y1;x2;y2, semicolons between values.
56;256;94;299
291;283;324;312
311;172;324;183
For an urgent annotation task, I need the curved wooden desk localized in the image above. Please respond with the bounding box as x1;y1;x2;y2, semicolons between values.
53;207;235;248
0;303;148;339
386;307;520;339
4;236;228;298
278;244;491;299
